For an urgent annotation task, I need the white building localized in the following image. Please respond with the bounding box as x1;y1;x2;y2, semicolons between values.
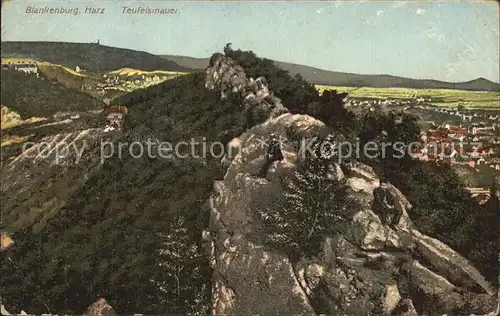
14;64;38;74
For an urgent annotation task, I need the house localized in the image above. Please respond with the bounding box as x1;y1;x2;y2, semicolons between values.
443;147;459;163
462;114;473;122
13;63;38;74
479;147;495;156
1;233;14;250
475;193;490;205
106;112;124;129
489;163;500;171
472;125;496;135
104;106;128;130
477;157;486;166
75;65;87;73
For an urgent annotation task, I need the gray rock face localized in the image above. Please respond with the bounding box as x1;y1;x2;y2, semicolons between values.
205;111;498;315
84;298;116;316
205;54;288;119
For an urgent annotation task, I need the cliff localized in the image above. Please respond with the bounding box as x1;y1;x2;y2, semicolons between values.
203;54;498;315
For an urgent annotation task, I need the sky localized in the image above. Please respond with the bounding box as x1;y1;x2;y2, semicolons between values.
1;0;499;83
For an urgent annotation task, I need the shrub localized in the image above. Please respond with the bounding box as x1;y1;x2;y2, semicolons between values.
255;138;353;259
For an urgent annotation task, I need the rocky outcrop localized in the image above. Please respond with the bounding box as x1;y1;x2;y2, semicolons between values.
84;299;116;316
1;105;45;129
205;110;497;315
203;54;497;315
205;54;288;119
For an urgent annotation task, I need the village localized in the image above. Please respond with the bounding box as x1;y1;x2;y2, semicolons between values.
0;60;182;96
95;72;177;94
345;96;499;167
1;62;39;75
345;96;500;205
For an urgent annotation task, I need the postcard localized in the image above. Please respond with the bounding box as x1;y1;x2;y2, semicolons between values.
1;0;499;315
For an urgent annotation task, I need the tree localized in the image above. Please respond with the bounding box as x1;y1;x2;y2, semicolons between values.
307;89;354;133
152;214;211;315
255;138;353;259
223;46;357;134
223;42;233;54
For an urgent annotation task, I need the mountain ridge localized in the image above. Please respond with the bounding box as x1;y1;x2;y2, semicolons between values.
1;41;189;72
160;54;500;92
1;41;497;91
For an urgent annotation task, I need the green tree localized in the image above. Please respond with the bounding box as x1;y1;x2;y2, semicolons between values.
256;138;353;259
223;48;357;134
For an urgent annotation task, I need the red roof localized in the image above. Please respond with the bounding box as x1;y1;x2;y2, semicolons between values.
475;193;490;205
103;106;128;115
451;128;468;136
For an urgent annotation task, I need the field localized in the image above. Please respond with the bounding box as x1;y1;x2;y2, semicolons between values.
1;57;86;77
1;59;189;78
316;85;500;109
2;58;190;101
107;67;188;77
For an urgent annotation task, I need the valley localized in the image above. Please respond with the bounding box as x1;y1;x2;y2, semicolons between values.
0;42;498;316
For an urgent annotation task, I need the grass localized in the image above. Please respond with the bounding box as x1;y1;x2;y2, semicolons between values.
316;85;500;109
107;67;189;77
1;106;46;130
2;57;87;77
1;134;34;147
1;117;45;129
2;58;189;80
38;62;86;77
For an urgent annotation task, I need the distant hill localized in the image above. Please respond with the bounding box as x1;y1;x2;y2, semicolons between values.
1;70;102;118
160;54;500;92
273;60;500;92
159;55;209;70
1;41;189;73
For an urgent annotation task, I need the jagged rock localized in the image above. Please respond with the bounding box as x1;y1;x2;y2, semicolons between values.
1;304;11;315
205;54;288;118
207;111;498;315
384;283;401;314
411;228;496;295
84;298;116;316
204;55;497;315
392;298;418;316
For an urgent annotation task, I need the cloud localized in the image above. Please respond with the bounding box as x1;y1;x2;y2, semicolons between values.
376;10;384;17
416;8;426;15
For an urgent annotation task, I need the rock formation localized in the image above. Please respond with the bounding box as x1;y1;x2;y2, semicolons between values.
204;55;499;315
84;298;116;316
205;54;288;119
